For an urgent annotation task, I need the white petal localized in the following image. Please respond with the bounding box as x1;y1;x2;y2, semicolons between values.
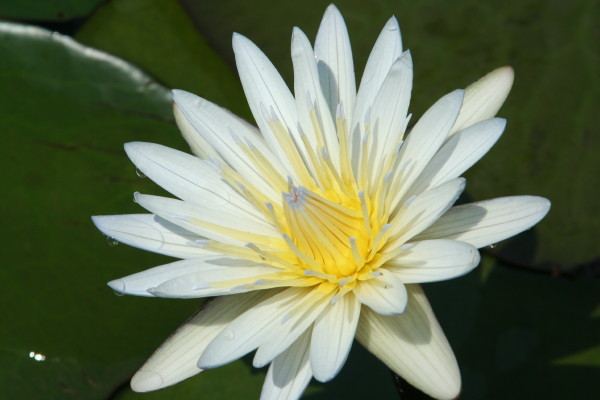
173;102;221;161
232;33;300;177
134;193;278;245
314;4;356;124
125;142;265;219
107;257;247;297
369;51;413;179
409;118;505;196
172;90;283;199
260;329;313;400
390;90;464;211
387;178;466;247
353;269;408;315
130;290;272;392
451;66;514;134
199;287;327;369
253;287;332;368
151;262;282;298
415;196;551;248
292;27;340;169
353;16;403;133
92;214;207;259
356;285;461;400
387;239;480;283
310;292;360;382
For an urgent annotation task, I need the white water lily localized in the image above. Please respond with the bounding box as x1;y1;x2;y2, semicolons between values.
93;5;550;400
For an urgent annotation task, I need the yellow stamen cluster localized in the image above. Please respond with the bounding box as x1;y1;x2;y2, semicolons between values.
194;102;408;296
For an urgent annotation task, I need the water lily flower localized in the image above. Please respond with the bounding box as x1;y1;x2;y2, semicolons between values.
93;5;550;400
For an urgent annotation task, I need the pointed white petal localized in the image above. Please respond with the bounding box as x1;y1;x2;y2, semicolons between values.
172;90;284;199
353;16;403;132
134;193;278;245
173;102;221;161
260;329;313;400
387;239;480;283
125;142;266;219
92;214;207;259
451;66;514;134
152;262;282;298
369;51;413;178
354;269;408;316
391;90;464;211
415;196;551;248
292;27;340;169
232;33;300;177
199;287;327;369
130;291;272;392
409;118;505;196
356;285;461;400
107;257;249;297
314;4;356;124
310;292;360;382
387;178;466;247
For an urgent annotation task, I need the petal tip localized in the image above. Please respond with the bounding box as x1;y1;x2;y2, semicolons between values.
384;15;400;32
91;215;104;229
130;369;165;392
123;141;136;152
323;4;341;19
231;32;248;50
538;197;551;217
479;66;514;98
171;88;189;102
437;380;462;400
291;26;304;38
313;369;336;383
107;279;126;293
91;215;115;237
494;65;515;82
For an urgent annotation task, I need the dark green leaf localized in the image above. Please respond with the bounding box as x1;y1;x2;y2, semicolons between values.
0;0;103;22
75;0;248;118
0;21;199;399
426;254;600;399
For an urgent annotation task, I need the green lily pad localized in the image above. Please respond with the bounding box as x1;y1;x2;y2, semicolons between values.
425;254;599;399
75;0;248;118
0;0;103;21
180;0;599;270
0;21;201;400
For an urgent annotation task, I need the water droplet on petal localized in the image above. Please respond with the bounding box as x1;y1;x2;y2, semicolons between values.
113;290;125;297
107;237;119;247
488;243;497;249
136;168;146;178
386;25;398;31
223;331;235;341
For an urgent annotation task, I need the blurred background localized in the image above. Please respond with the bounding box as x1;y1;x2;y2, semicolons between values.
0;0;598;399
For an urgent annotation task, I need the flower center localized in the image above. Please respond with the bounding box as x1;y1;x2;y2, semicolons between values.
199;102;403;293
283;185;368;277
